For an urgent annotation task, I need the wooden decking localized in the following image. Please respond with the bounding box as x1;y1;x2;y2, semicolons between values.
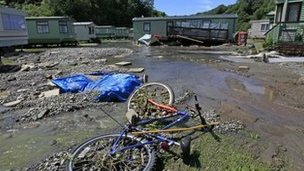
275;42;304;55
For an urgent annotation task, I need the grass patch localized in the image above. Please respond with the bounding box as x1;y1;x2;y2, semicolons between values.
163;132;272;171
1;58;16;65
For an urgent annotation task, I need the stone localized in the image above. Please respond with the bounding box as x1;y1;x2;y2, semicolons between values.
39;62;59;69
20;65;31;72
37;109;49;119
3;100;23;107
80;60;90;64
297;77;304;85
115;61;132;66
40;89;60;98
238;65;250;71
0;90;10;100
96;59;107;63
128;68;145;73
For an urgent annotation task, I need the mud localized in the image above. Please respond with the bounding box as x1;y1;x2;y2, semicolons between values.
0;42;304;170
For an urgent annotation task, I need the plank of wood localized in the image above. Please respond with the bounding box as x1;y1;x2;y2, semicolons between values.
115;61;132;66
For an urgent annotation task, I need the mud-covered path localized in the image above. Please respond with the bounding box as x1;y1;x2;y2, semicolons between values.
1;42;304;170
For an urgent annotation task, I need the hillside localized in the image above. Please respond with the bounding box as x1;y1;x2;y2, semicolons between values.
0;0;165;27
198;0;275;31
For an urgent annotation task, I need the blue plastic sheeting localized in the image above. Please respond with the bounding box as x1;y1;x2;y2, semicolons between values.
52;75;92;93
52;74;141;102
85;74;141;102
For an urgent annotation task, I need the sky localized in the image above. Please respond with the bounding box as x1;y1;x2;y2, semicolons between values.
154;0;236;16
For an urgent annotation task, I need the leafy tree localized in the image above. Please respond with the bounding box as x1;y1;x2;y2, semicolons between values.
201;0;275;31
1;0;163;27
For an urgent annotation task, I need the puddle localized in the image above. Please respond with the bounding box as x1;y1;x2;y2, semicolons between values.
0;106;124;170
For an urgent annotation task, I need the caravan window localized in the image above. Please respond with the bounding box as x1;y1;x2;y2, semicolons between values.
143;22;151;32
2;14;26;30
89;27;94;35
260;24;270;32
286;2;302;22
37;21;49;34
59;21;68;33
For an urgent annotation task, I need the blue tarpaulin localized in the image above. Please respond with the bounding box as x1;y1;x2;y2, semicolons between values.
52;74;141;102
52;75;92;93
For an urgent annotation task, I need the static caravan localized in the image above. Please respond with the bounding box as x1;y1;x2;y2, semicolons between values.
26;16;77;46
248;20;272;38
73;22;96;42
114;27;129;39
95;25;116;39
0;7;28;54
133;14;238;42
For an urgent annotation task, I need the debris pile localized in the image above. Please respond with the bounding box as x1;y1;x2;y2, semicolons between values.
0;48;133;122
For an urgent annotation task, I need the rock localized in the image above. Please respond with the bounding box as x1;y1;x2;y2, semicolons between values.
3;100;23;107
40;89;60;98
238;65;250;71
7;77;17;82
80;60;90;64
20;64;31;72
37;109;49;119
0;90;10;100
47;81;57;87
297;77;304;85
17;89;27;93
115;61;132;66
45;74;53;79
128;68;145;73
107;64;119;68
39;62;59;69
96;59;107;63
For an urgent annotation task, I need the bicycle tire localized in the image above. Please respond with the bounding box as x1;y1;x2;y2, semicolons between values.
66;134;156;171
127;82;175;118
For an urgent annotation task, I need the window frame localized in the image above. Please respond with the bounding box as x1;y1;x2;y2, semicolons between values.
59;20;68;33
276;4;284;23
260;23;270;32
143;22;151;32
286;2;302;22
1;13;26;31
36;21;49;34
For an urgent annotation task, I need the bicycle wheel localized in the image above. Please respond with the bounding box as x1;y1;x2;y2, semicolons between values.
127;82;175;119
66;134;156;171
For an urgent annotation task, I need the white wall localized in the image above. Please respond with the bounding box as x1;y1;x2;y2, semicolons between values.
74;25;96;41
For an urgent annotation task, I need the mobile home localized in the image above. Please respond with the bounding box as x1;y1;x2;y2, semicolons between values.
114;27;129;39
95;25;116;39
248;20;272;38
266;0;304;44
73;22;96;42
26;16;77;46
133;14;238;42
0;7;28;54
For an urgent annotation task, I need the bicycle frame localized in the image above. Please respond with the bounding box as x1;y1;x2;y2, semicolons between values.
109;97;213;155
110;109;191;155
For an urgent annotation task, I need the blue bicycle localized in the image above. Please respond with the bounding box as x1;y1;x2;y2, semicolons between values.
66;82;217;171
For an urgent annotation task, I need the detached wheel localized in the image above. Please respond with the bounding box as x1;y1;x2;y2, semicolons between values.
127;82;175;119
66;134;156;171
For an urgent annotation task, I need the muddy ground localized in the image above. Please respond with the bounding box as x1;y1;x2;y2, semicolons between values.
0;42;304;171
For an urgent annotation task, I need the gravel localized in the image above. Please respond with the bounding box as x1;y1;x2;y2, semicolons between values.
0;47;133;122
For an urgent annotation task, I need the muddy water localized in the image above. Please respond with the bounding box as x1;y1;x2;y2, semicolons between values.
107;44;304;170
0;104;126;170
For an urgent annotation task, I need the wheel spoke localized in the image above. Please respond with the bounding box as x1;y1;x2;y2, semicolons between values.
69;134;153;171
